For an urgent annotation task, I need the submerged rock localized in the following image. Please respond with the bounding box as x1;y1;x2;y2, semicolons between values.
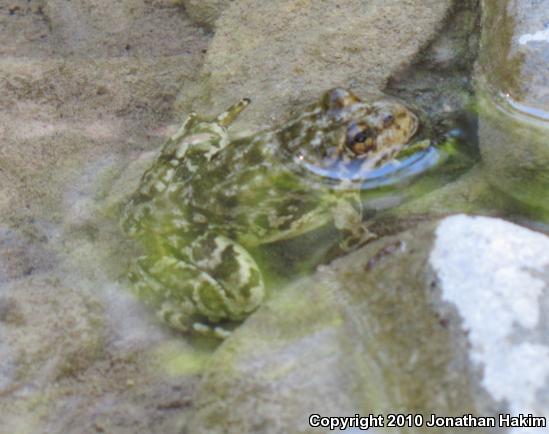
43;0;205;57
187;215;549;433
179;0;232;29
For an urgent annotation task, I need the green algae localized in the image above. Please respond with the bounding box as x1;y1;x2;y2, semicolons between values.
155;341;217;376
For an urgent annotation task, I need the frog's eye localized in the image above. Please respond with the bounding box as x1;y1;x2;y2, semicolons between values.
382;114;395;127
346;126;376;154
353;131;370;143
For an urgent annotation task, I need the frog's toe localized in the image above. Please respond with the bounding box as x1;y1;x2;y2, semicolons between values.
192;322;232;339
339;225;377;251
216;98;251;127
171;111;199;142
158;300;192;332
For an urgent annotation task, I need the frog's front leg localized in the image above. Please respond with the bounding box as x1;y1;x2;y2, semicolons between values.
332;194;376;251
170;98;250;144
216;98;251;127
129;233;264;338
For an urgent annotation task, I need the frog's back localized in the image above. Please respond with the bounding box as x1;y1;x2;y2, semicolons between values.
170;131;334;246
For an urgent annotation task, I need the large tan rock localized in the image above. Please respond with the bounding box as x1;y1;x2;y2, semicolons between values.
180;0;452;129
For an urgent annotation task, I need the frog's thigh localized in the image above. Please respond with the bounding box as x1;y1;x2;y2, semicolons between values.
186;233;265;318
129;255;230;331
333;196;376;250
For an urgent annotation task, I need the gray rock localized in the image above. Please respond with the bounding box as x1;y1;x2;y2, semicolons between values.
43;0;206;57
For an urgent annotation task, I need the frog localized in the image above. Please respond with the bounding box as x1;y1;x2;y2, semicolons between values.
120;88;422;338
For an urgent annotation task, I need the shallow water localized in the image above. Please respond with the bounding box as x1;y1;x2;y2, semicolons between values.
2;0;549;432
476;0;549;220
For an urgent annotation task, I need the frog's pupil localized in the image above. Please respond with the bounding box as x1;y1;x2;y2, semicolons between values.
353;131;369;143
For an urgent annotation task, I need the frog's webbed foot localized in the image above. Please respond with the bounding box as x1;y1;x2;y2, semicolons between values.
333;196;376;251
164;98;250;161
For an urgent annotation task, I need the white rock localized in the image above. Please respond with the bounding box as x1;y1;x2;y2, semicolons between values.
430;215;549;431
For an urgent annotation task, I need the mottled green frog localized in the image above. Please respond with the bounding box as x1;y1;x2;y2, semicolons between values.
121;88;421;338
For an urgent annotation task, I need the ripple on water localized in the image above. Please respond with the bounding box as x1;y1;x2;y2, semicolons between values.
299;146;444;190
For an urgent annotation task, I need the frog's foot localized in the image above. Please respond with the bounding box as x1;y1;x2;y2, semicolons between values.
161;98;251;166
192;322;232;339
171;97;250;142
216;98;251;127
339;224;376;251
332;195;376;251
171;98;251;142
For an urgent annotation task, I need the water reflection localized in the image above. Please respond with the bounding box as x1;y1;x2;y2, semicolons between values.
298;145;444;189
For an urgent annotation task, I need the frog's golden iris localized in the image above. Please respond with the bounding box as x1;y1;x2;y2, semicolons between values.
121;88;421;338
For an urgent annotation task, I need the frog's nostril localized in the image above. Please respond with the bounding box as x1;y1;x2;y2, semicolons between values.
322;88;361;111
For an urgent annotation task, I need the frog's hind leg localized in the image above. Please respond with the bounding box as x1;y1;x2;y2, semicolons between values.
186;232;265;321
216;98;251;127
128;232;265;338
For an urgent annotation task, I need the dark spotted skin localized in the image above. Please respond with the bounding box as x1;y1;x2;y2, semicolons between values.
121;88;419;338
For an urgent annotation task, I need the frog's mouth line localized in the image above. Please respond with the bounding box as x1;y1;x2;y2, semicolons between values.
298;145;441;188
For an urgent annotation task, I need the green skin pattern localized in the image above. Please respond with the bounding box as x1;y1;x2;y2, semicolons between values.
121;88;421;338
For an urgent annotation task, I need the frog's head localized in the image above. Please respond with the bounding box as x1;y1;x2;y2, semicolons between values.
284;88;418;166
